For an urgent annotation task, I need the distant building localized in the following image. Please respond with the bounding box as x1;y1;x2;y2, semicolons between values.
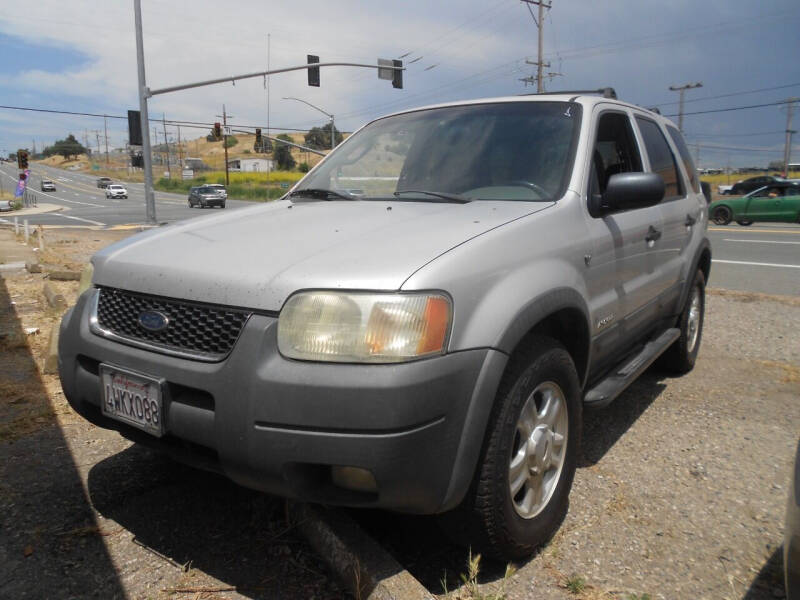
228;158;274;172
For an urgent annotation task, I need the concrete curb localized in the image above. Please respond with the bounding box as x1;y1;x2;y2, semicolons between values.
294;504;433;600
5;203;65;217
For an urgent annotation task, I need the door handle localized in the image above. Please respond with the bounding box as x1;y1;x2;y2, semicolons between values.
645;225;662;243
684;214;696;227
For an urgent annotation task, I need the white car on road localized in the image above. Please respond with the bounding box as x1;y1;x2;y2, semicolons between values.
105;184;128;199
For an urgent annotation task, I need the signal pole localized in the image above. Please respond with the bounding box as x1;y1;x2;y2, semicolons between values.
783;98;797;177
669;81;703;132
520;0;552;93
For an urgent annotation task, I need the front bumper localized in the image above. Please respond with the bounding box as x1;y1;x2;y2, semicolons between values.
58;289;507;513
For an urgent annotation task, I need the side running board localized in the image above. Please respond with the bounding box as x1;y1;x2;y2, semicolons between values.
584;328;680;409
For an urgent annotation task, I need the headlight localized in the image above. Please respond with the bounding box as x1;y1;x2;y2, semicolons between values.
278;291;452;363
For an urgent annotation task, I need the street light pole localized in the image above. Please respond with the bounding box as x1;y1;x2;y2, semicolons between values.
134;0;156;224
282;97;336;151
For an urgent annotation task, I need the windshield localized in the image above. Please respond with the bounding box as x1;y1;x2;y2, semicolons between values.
198;186;217;194
296;101;581;202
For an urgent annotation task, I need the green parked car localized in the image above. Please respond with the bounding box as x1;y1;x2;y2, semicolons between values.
711;181;800;226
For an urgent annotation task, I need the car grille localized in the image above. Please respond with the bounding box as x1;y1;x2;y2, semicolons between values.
95;287;251;360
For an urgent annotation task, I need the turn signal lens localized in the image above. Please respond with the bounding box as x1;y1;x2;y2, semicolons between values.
278;292;452;363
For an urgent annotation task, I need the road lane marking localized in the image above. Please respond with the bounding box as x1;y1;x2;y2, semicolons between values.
712;259;800;269
58;214;106;226
721;239;800;245
709;227;800;234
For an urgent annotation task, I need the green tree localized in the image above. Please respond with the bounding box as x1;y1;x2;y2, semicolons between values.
274;134;296;170
224;135;238;148
46;134;88;160
304;122;343;150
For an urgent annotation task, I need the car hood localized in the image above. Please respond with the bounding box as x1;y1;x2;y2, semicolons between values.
92;199;551;311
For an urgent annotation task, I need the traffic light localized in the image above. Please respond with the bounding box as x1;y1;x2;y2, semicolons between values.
255;128;262;152
307;55;320;87
213;122;222;140
18;150;29;169
127;110;142;146
392;59;403;89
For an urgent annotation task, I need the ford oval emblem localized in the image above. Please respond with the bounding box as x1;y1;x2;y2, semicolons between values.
138;310;169;332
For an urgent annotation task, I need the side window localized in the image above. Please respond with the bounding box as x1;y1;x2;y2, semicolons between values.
666;125;700;193
589;112;643;200
636;117;683;200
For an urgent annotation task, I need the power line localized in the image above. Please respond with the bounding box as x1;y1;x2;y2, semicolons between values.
652;82;800;108
687;130;786;138
664;99;792;118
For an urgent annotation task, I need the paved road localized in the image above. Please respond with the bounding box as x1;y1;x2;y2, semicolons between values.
0;162;251;227
707;222;800;296
2;163;797;296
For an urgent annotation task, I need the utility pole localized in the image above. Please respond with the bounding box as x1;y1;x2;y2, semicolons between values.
103;115;109;165
216;105;233;185
669;81;703;132
783;98;798;177
94;130;102;160
162;114;170;178
266;33;271;175
177;125;183;166
520;0;552;93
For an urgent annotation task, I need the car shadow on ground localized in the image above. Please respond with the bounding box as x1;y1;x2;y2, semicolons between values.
87;445;344;599
579;368;668;467
0;276;126;598
743;547;785;599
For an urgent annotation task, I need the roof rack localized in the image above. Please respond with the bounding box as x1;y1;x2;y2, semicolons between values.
519;87;617;99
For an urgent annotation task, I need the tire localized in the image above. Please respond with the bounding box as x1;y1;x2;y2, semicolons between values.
712;205;732;225
657;269;705;374
736;220;753;226
188;200;193;208
441;336;581;560
221;202;226;209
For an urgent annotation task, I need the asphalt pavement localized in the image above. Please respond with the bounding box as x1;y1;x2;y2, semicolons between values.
1;162;797;296
0;162;251;227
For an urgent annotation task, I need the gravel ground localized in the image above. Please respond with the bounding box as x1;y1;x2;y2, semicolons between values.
358;291;800;600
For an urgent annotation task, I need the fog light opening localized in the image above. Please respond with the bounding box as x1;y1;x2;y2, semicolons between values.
331;466;378;493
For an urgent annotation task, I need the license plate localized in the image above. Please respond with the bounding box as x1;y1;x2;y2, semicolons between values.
100;364;165;437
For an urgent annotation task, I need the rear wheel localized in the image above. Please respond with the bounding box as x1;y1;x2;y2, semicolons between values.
736;220;753;226
441;336;581;560
658;269;705;374
712;205;732;225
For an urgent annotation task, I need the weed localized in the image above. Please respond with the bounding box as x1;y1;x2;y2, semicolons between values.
626;594;651;600
564;574;585;594
445;549;516;600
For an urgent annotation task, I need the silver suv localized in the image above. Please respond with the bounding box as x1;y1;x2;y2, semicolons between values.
58;90;710;560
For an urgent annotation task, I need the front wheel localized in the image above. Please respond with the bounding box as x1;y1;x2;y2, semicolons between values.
658;270;705;373
442;336;581;560
712;205;732;225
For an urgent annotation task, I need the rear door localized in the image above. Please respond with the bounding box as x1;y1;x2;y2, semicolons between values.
635;119;700;313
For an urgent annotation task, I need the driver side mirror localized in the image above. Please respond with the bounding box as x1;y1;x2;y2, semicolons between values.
593;172;664;215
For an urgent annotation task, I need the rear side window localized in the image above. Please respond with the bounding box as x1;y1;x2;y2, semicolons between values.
636;117;683;200
666;126;700;193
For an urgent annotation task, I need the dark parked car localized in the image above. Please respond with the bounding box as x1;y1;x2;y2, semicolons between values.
188;185;226;208
730;175;787;196
96;177;112;189
711;181;800;225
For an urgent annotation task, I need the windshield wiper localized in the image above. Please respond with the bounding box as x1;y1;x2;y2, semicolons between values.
288;188;357;201
393;190;472;204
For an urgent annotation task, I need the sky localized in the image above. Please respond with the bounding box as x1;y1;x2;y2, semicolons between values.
0;0;799;168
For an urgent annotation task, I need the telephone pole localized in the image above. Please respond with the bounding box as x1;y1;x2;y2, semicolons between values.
162;114;170;178
520;0;552;93
668;81;703;132
93;130;102;161
783;98;798;177
177;125;183;166
216;105;233;185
